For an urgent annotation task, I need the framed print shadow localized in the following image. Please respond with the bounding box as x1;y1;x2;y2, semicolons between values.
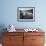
17;7;35;22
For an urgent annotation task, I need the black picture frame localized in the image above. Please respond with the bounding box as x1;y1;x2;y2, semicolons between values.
17;7;35;22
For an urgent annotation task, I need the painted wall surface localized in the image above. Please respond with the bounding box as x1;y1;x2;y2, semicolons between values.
0;0;46;43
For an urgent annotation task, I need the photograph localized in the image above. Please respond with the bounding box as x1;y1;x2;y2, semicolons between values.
17;7;35;22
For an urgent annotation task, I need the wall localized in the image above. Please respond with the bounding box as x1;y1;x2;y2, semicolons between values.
0;0;46;29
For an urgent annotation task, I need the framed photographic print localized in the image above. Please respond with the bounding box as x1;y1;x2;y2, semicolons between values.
17;7;35;22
